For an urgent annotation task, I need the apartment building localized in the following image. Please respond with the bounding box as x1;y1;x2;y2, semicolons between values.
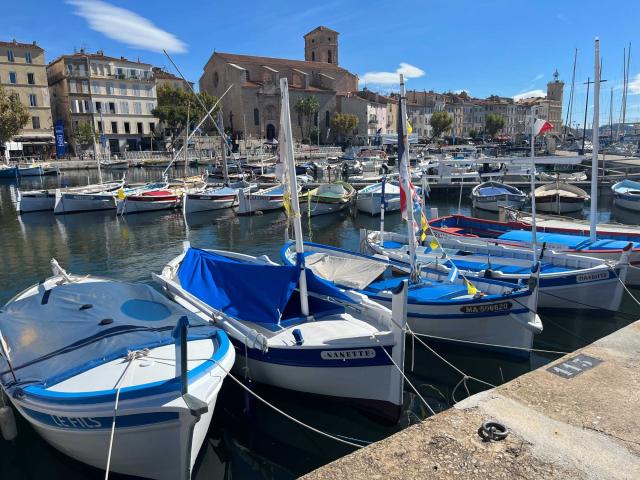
0;40;54;157
47;50;159;154
153;67;193;91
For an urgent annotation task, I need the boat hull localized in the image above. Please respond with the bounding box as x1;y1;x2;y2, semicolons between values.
535;194;585;213
472;195;525;212
357;194;401;215
54;192;117;214
18;166;44;176
17;192;56;213
117;196;180;214
184;193;237;214
303;199;350;217
613;195;640;213
0;167;17;178
237;190;283;214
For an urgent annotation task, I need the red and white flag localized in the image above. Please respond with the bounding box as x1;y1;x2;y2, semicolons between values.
533;118;553;136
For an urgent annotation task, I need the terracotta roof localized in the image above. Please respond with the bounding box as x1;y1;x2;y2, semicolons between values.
304;26;339;37
0;40;43;51
241;79;332;92
213;52;350;75
49;51;151;67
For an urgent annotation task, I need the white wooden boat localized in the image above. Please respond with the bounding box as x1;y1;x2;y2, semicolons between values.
18;180;124;214
53;179;125;214
366;230;630;315
538;171;587;182
471;181;526;212
0;260;234;480
100;159;129;169
533;182;589;213
183;181;255;214
155;244;407;421
356;182;401;215
612;179;640;212
117;186;180;214
237;184;286;215
302;182;355;217
282;242;542;355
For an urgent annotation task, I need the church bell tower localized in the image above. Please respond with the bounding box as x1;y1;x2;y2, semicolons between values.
304;26;339;65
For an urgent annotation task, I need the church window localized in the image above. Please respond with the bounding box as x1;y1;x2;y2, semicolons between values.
214;71;219;88
328;50;332;63
254;108;260;126
312;52;315;61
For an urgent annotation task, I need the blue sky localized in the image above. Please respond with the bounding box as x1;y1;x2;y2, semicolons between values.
5;0;640;125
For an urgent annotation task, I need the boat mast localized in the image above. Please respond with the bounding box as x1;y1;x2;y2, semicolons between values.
184;101;189;180
218;110;229;185
564;48;578;143
399;74;417;277
280;77;309;316
379;176;386;244
590;38;601;242
530;106;538;262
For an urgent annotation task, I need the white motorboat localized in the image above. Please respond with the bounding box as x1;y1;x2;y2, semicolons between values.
471;181;526;212
612;179;640;212
533;182;589;214
302;182;355;217
53;179;125;214
18;180;124;214
366;230;629;315
0;260;234;480
356;181;401;216
237;184;286;215
183;181;255;214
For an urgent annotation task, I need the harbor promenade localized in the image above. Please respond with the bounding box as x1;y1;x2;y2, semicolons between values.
303;320;640;480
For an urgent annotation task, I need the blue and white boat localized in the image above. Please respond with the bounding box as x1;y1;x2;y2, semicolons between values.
0;260;234;479
471;181;526;212
156;79;409;421
356;181;401;215
365;230;630;315
281;241;542;356
612;179;640;212
237;183;285;215
53;178;126;214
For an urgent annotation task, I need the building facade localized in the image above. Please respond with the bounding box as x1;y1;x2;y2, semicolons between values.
199;26;358;142
47;50;159;154
153;67;193;91
0;40;54;157
337;90;397;143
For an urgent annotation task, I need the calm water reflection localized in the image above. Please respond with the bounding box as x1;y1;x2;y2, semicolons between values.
1;169;638;479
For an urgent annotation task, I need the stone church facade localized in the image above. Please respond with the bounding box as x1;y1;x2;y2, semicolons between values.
199;26;358;141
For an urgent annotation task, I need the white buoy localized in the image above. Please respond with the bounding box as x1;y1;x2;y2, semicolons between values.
0;405;17;441
429;207;439;219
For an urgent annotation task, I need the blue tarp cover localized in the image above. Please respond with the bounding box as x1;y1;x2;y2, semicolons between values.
477;186;510;196
179;248;299;325
498;230;639;250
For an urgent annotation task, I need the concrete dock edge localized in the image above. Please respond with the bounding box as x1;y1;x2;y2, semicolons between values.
302;321;640;480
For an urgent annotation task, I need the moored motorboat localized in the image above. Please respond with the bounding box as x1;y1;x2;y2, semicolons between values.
18;180;125;214
53;178;125;214
155;244;408;421
533;182;589;214
612;179;640;212
356;181;401;215
302;182;355;217
366;230;630;315
471;181;526;212
117;187;181;214
282;242;542;355
0;260;234;480
237;184;286;215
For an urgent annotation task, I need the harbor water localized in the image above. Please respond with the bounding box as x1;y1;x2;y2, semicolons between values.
1;169;638;479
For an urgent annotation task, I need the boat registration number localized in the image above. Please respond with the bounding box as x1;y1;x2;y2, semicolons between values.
460;301;512;314
321;349;376;360
576;271;610;283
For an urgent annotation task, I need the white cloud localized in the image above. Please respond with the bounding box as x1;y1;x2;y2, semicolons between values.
513;89;546;101
533;73;544;82
67;0;187;53
361;62;425;86
629;73;640;95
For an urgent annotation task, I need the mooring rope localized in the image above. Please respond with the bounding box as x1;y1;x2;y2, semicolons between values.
104;349;149;480
146;355;369;449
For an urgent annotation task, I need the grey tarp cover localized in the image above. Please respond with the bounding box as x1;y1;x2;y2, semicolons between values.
0;280;217;391
304;253;388;290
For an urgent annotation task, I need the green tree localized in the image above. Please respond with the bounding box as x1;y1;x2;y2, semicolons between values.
485;113;506;138
294;96;320;141
469;129;478;139
330;113;359;143
153;85;219;142
73;122;97;154
429;111;453;140
0;86;30;144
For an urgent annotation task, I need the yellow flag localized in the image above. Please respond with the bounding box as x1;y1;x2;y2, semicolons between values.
465;280;478;295
117;188;125;200
407;120;413;134
429;237;439;250
283;192;292;218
